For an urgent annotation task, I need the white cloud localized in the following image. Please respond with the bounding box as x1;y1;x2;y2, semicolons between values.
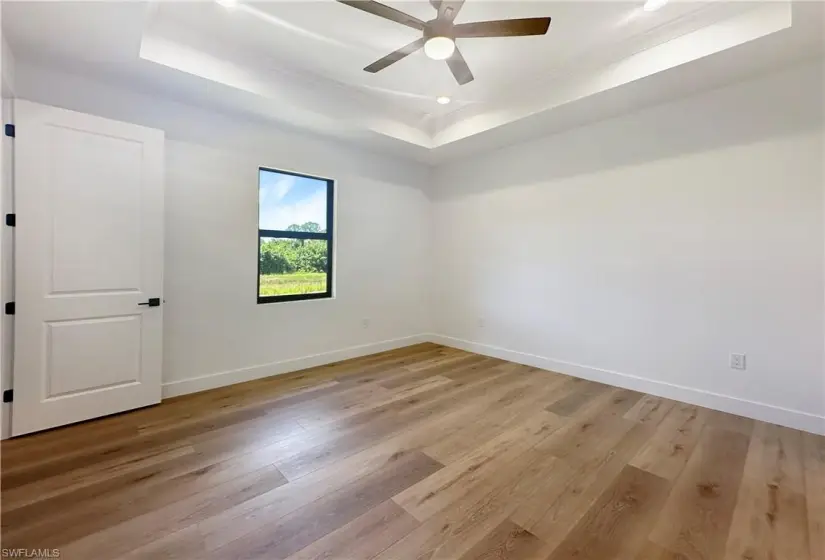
260;186;327;231
260;174;295;208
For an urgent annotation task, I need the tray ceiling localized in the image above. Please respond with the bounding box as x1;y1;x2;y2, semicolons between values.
3;1;822;162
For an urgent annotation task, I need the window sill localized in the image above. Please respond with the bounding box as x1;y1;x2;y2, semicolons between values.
257;293;334;305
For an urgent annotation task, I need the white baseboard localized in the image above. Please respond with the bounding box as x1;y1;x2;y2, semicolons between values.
429;334;825;436
161;331;825;436
161;334;431;399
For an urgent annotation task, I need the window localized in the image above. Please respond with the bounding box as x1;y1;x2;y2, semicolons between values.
258;167;334;303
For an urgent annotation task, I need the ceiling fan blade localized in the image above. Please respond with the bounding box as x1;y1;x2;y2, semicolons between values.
446;46;474;85
437;0;465;22
335;0;425;30
364;38;425;73
453;17;551;38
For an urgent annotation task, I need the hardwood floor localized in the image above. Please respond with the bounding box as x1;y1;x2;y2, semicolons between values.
1;343;823;560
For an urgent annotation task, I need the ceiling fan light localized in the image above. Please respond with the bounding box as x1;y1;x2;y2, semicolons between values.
437;96;451;105
643;0;668;11
424;37;456;60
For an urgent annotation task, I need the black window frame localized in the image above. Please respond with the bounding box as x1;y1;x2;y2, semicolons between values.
257;166;334;304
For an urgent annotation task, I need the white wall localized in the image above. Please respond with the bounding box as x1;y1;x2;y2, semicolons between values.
162;139;430;393
10;62;431;399
432;61;825;434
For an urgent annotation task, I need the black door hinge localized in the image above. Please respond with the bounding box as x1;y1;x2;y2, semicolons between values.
3;389;12;403
4;302;14;315
4;124;14;138
5;213;15;227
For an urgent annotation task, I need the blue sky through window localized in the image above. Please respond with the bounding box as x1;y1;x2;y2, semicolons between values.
259;169;327;232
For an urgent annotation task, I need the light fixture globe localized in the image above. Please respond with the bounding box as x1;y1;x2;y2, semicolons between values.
643;0;668;11
424;36;455;60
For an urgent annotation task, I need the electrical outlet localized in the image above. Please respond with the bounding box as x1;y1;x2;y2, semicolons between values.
730;353;746;370
477;318;485;328
362;318;370;329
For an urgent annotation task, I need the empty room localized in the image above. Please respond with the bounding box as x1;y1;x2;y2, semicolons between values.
0;0;823;559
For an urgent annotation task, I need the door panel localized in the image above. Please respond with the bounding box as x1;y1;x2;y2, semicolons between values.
50;126;143;294
12;100;164;436
45;315;142;397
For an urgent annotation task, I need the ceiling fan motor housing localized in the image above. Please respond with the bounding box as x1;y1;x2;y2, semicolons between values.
425;19;455;40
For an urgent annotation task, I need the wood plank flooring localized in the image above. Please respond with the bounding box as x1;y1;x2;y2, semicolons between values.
1;343;823;559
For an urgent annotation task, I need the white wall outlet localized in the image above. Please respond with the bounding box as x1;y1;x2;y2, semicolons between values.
477;318;485;328
730;353;746;370
362;318;370;329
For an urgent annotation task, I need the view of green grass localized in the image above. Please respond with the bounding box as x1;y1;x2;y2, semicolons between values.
258;201;330;298
259;272;326;297
259;228;328;298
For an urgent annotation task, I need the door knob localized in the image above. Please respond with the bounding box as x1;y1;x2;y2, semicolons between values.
138;298;161;307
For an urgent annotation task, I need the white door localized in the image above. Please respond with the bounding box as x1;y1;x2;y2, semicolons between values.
11;100;164;436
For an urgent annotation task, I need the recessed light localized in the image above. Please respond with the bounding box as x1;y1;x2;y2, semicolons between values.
643;0;668;11
424;37;456;60
437;96;451;105
216;0;239;9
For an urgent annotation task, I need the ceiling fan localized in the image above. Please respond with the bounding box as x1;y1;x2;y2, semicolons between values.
336;0;552;85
